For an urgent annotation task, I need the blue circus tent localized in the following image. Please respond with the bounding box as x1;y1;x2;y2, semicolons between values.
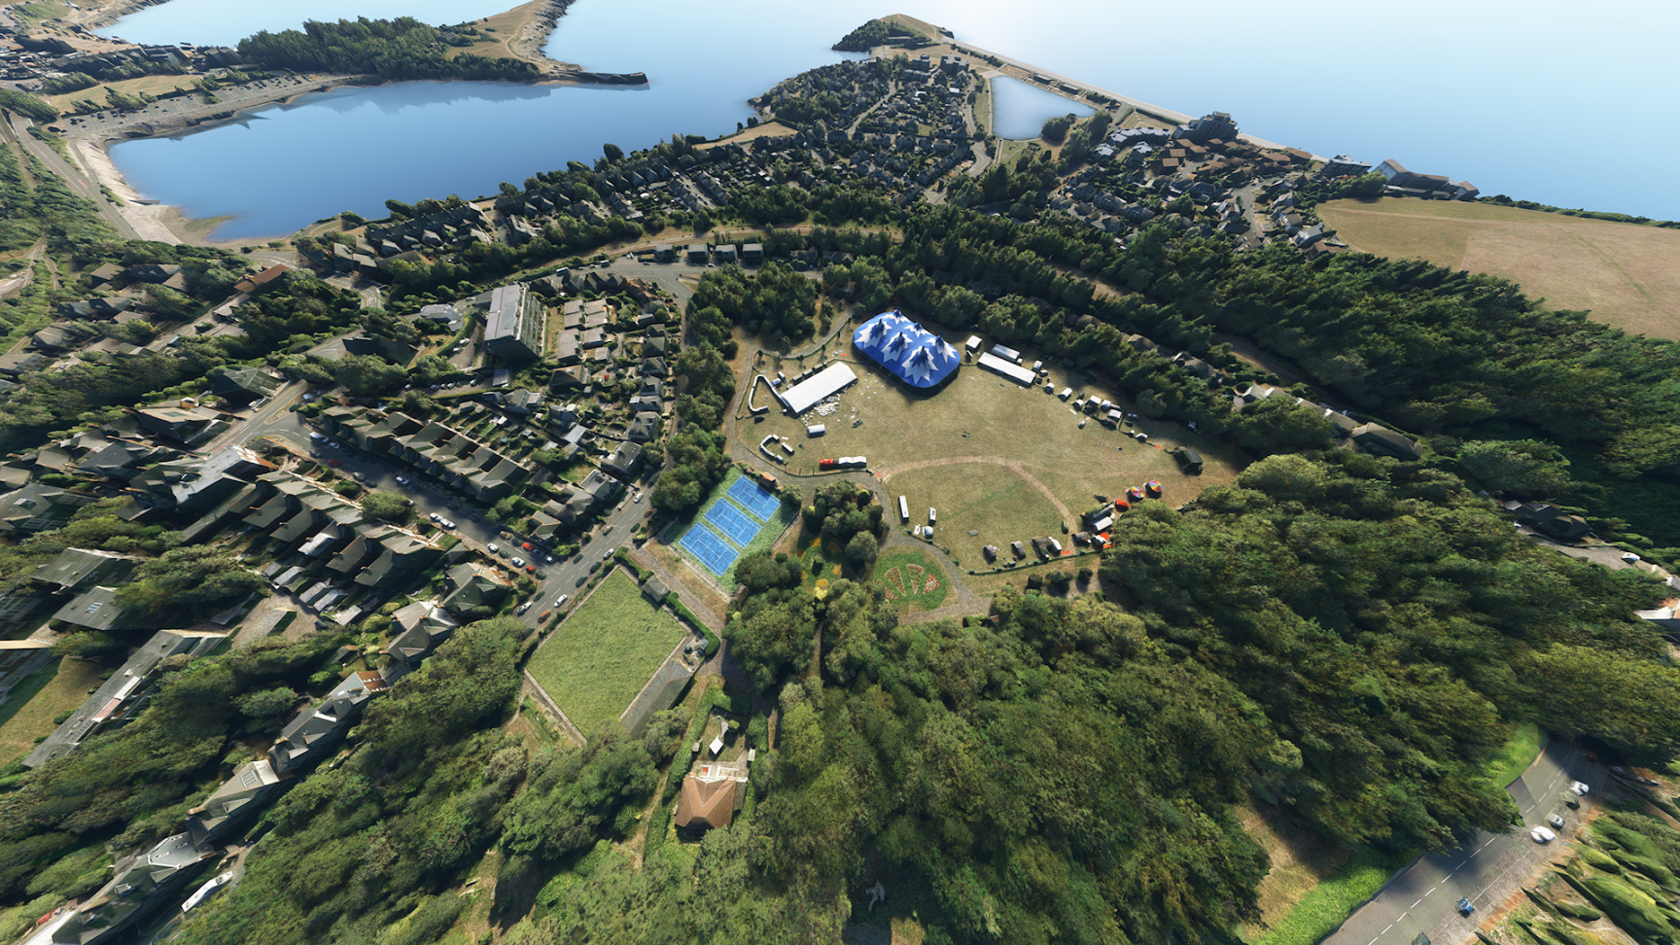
851;311;959;388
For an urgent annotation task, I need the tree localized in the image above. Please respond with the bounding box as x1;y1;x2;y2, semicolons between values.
362;490;411;523
51;631;126;662
602;143;624;163
844;531;878;570
1456;439;1574;498
1041;112;1076;144
114;546;263;617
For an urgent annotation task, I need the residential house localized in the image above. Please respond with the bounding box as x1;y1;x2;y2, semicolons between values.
0;483;94;534
184;759;289;847
268;670;391;775
386;600;459;664
34;548;141;593
134;405;229;448
603;441;643;481
440;562;513;616
232;263;290;295
51;833;218;945
1350;422;1422;460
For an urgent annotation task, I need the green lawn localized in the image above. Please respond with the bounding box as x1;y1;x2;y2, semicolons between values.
873;547;950;614
1249;847;1412;945
1482;722;1545;787
527;571;685;739
0;657;105;768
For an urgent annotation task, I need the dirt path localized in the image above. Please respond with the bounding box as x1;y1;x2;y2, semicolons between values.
877;455;1074;524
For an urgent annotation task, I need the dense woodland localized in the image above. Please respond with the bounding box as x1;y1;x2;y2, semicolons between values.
238;17;540;83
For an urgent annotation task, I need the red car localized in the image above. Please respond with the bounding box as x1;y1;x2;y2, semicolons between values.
526;565;536;573
539;610;551;622
327;458;342;468
522;542;533;551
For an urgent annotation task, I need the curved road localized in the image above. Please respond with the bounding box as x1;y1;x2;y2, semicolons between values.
1320;738;1600;945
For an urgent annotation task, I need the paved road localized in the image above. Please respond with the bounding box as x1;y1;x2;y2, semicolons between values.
1322;738;1599;945
230;387;665;632
5;114;139;240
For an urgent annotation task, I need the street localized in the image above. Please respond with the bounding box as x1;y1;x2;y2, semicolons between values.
231;384;660;630
1322;738;1599;945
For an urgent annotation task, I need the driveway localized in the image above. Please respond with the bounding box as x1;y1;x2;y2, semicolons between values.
1320;738;1600;945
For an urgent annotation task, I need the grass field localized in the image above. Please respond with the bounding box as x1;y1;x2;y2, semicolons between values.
748;344;1242;574
1318;197;1680;339
1247;846;1412;945
43;74;202;111
527;570;685;739
872;547;949;614
885;462;1066;573
0;657;104;768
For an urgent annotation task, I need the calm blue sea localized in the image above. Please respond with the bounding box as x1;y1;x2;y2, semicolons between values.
102;0;1680;238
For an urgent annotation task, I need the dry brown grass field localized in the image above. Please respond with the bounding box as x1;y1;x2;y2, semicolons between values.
1318;197;1680;339
0;657;105;767
747;343;1244;576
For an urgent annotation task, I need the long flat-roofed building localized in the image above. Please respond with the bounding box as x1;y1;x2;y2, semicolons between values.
778;362;858;415
977;352;1037;387
484;283;546;361
852;311;960;388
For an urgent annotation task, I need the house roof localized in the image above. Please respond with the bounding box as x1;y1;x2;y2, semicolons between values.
674;775;740;831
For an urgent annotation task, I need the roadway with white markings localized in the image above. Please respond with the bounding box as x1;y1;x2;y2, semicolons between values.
1322;738;1597;945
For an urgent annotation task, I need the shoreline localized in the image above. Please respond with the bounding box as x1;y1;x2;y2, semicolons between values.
45;0;623;245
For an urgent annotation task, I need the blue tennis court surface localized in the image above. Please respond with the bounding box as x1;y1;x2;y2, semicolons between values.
705;501;760;546
727;478;781;520
680;523;739;576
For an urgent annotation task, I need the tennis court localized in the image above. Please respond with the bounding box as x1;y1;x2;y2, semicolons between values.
727;478;781;520
705;500;761;546
679;523;740;576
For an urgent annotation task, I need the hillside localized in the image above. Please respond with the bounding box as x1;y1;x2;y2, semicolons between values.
1318;197;1680;339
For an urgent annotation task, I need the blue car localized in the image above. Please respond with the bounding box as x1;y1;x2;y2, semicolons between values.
1457;897;1475;916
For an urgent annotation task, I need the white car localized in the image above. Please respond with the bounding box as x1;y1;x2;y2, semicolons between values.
633;492;642;503
487;543;500;554
440;519;455;529
1547;813;1566;829
512;557;525;568
428;512;441;522
555;595;569;607
1570;781;1590;796
395;475;409;486
1530;826;1556;843
516;601;532;615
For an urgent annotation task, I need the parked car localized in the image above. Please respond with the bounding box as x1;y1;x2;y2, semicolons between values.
525;564;536;573
1547;813;1566;829
395;475;409;486
487;543;500;554
1531;825;1556;843
327;458;342;468
555;595;569;607
511;557;525;568
516;601;532;615
429;512;441;522
539;611;551;622
440;519;455;529
352;471;365;481
1457;898;1475;916
1570;781;1590;796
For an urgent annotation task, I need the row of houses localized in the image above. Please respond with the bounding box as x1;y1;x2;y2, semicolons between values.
316;406;528;502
